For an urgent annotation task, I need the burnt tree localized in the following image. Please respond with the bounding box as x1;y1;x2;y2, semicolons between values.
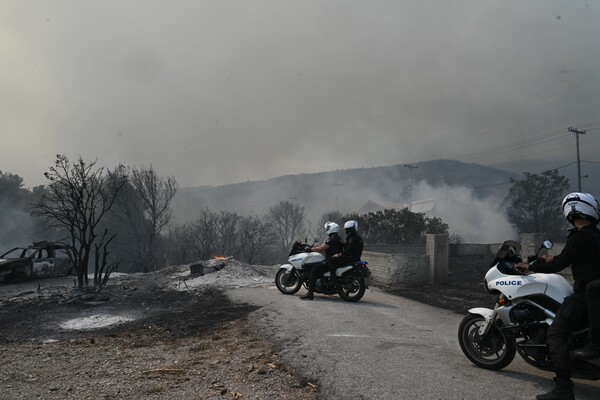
30;155;127;289
239;215;275;264
268;200;305;256
110;166;177;272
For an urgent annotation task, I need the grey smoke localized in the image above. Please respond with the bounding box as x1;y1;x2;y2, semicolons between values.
2;1;599;189
412;181;516;243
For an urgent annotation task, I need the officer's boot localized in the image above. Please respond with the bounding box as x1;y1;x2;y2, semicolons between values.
300;278;315;300
536;378;575;400
299;290;314;300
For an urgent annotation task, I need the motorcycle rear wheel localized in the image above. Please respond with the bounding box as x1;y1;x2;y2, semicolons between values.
337;273;366;302
275;269;302;295
458;314;516;370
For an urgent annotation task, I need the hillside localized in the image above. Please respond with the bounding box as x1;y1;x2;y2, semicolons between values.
171;160;516;233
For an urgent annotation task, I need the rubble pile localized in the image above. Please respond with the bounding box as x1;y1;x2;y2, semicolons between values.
171;259;276;291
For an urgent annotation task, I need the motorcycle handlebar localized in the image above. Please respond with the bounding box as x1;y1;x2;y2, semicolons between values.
500;259;530;275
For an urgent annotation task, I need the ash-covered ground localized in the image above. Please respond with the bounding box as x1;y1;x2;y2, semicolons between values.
0;260;316;400
0;255;491;399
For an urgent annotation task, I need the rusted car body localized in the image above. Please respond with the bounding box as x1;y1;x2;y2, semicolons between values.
0;241;76;282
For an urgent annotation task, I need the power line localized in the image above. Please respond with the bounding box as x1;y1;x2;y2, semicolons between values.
455;128;570;162
400;122;600;191
576;122;600;130
511;141;575;159
472;181;513;189
555;161;578;170
451;122;600;163
472;161;578;190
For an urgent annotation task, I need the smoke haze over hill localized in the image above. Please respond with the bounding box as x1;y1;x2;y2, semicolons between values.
171;160;518;243
3;1;599;247
2;1;600;190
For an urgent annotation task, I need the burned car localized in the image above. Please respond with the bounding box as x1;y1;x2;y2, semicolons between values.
0;241;76;282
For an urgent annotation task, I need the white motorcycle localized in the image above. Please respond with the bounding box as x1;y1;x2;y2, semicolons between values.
458;240;600;380
275;241;371;302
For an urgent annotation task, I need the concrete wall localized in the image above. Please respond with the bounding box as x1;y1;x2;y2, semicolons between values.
450;244;499;256
362;251;429;287
363;234;572;288
427;234;448;284
364;244;426;255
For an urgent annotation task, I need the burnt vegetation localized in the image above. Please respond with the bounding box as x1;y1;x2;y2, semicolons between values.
1;157;574;291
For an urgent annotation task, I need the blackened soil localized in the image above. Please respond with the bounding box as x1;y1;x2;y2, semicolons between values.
0;283;256;343
0;275;317;400
384;255;498;314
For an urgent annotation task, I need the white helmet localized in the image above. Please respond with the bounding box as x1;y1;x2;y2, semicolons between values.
344;220;358;231
324;221;340;235
562;192;600;225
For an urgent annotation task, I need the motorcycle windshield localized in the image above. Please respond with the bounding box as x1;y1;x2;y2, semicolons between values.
494;240;521;260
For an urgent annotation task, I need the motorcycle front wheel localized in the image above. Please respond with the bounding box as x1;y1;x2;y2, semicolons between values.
275;269;302;294
458;314;516;370
337;273;366;302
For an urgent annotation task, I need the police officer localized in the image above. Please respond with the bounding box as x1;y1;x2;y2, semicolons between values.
300;222;344;300
516;192;600;400
327;220;364;280
576;278;600;359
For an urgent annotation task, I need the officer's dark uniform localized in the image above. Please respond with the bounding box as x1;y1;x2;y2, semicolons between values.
529;225;600;380
584;278;600;349
304;233;344;296
326;230;364;275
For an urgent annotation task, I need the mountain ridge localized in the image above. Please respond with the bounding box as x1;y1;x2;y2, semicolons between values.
172;159;517;225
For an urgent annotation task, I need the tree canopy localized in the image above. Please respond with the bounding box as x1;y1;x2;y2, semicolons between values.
325;208;449;245
505;169;569;241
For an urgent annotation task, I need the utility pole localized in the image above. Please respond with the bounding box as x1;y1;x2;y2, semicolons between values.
568;127;586;191
404;164;418;211
332;183;343;212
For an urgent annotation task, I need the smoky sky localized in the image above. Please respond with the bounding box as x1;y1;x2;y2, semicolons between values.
2;1;599;188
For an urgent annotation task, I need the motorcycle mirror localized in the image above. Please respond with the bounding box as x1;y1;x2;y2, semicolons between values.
536;240;553;256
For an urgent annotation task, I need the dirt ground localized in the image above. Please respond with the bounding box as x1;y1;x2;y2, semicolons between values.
0;267;318;400
0;256;493;399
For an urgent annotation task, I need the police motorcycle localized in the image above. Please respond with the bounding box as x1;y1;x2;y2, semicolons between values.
458;240;600;380
275;241;371;302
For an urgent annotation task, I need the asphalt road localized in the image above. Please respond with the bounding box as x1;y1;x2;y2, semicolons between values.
226;285;600;400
